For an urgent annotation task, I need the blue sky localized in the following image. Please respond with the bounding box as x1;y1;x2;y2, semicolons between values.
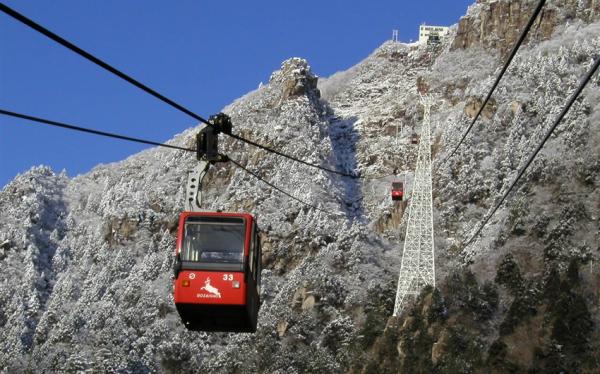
0;0;473;188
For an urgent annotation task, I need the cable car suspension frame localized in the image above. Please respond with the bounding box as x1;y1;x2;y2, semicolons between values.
185;113;232;212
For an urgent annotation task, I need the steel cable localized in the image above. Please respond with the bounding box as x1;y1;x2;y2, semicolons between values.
0;2;359;179
463;54;600;248
0;108;346;217
442;0;547;164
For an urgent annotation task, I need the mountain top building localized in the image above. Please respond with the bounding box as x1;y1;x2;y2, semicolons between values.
419;24;449;45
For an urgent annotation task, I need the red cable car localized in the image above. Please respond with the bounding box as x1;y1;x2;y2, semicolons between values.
411;133;420;144
173;211;261;333
172;115;261;333
391;182;404;201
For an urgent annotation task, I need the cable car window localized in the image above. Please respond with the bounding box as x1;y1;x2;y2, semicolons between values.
392;182;403;189
182;217;245;264
248;222;255;273
252;227;259;281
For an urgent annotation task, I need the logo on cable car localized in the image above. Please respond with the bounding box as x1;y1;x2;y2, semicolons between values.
197;277;221;298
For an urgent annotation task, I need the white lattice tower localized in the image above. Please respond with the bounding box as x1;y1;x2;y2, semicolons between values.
393;95;436;316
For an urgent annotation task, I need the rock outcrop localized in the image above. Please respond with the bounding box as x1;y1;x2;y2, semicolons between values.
452;0;600;53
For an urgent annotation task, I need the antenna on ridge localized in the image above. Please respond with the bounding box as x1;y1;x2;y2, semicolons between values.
392;29;399;42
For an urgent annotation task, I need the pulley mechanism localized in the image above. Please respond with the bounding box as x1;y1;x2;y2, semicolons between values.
196;113;232;162
187;113;232;211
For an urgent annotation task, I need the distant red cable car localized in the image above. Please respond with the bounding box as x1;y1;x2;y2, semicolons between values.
411;133;420;144
173;211;261;333
391;182;404;201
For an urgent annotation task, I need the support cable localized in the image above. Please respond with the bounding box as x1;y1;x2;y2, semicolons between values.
0;2;358;179
0;108;345;218
228;158;345;218
0;109;195;152
442;0;546;164
227;132;358;179
463;55;600;249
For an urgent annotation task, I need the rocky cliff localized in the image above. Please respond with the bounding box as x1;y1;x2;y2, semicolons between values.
452;0;600;52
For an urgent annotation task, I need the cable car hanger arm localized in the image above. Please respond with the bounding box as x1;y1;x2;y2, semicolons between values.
186;116;231;212
185;160;210;212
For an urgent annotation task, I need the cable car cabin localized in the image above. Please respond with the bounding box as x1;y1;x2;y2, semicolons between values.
391;182;404;201
173;212;261;333
411;133;420;144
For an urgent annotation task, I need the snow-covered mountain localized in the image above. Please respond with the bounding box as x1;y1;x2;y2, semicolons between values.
1;0;599;372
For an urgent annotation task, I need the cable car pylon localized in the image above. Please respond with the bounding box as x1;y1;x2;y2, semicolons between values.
393;95;436;316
